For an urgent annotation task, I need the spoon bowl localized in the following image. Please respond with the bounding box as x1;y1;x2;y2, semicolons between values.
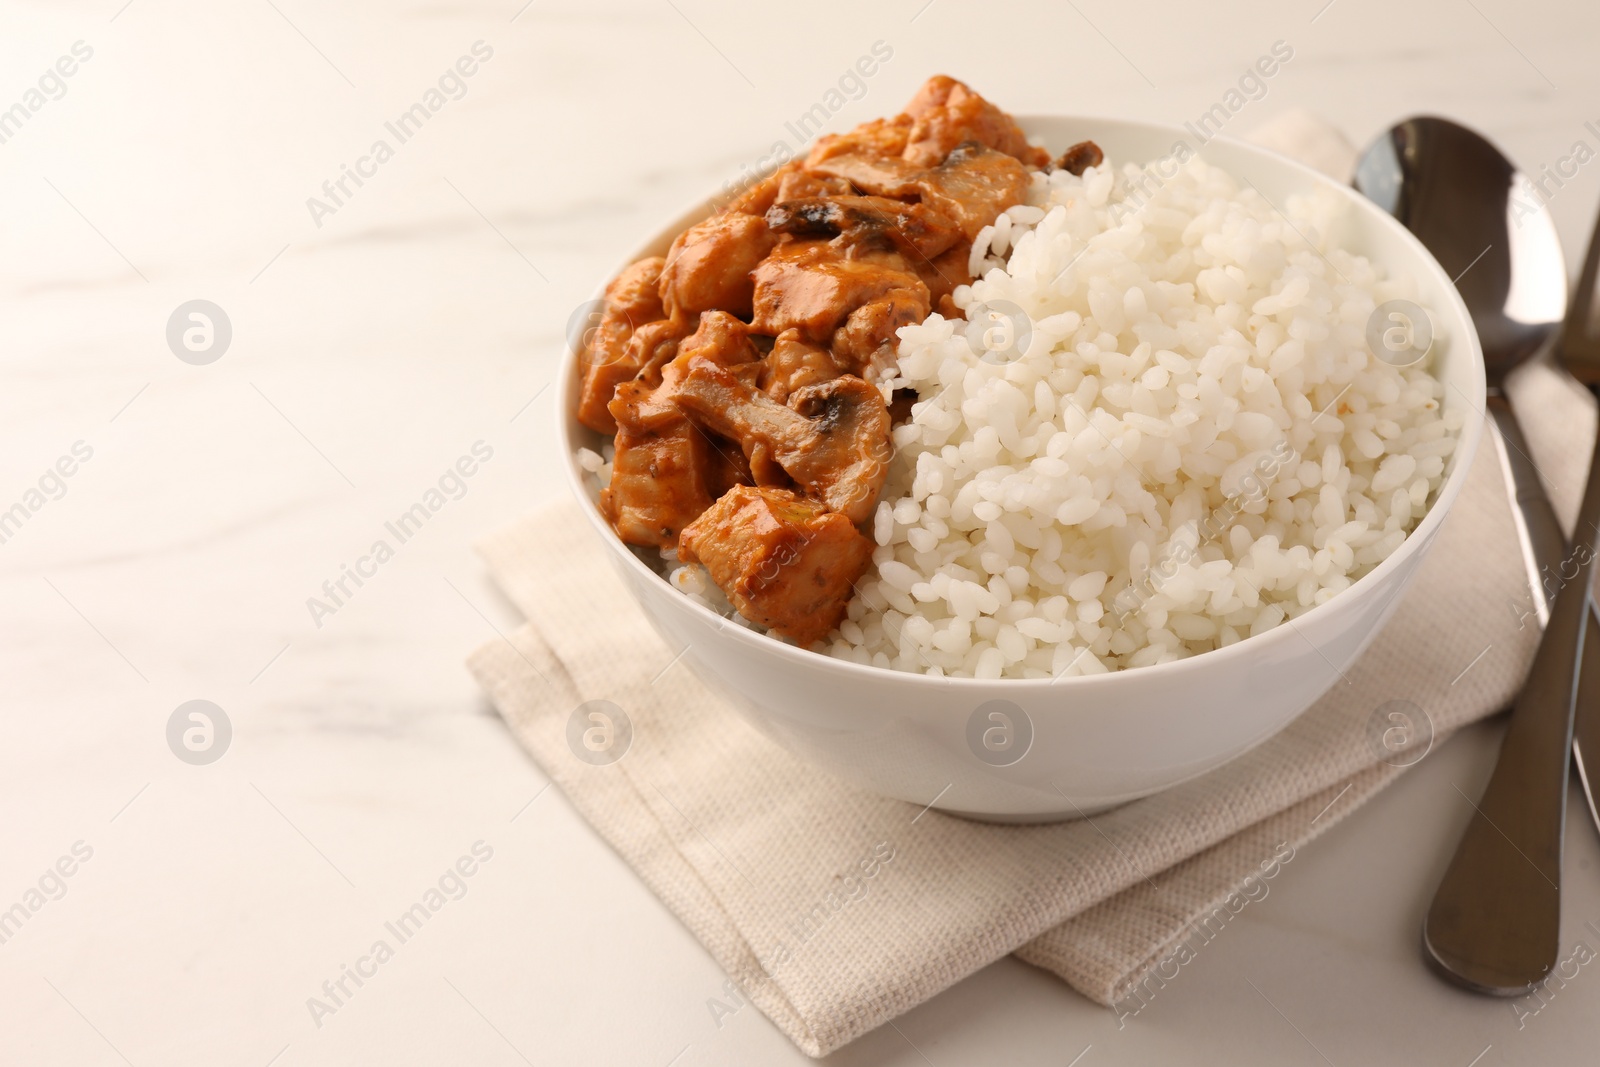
1355;116;1566;387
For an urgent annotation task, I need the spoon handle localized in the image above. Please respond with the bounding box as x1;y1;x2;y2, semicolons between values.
1422;402;1600;994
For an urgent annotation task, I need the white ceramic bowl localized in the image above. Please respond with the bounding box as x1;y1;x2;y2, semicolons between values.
558;116;1485;822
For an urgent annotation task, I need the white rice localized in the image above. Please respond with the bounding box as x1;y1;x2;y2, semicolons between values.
590;153;1461;679
830;154;1459;678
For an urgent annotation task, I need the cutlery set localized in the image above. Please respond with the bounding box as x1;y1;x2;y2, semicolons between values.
1356;117;1600;996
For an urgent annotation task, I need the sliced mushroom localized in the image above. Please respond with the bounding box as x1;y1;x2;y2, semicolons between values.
913;140;1031;241
765;195;962;260
1051;139;1104;176
803;151;923;198
671;357;891;524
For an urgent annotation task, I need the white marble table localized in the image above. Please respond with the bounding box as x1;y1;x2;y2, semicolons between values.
5;0;1600;1062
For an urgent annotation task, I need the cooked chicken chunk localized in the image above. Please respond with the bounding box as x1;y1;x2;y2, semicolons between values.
703;432;757;498
672;358;891;523
674;309;762;374
577;256;668;433
832;289;931;379
759;329;842;403
679;485;873;646
766;195;962;261
601;422;714;548
912;241;973;311
750;239;930;348
806;115;912;167
603;312;759;547
659;211;777;320
625;317;694;389
902;74;1049;168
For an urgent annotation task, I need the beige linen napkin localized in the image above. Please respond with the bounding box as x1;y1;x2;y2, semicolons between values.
467;117;1595;1056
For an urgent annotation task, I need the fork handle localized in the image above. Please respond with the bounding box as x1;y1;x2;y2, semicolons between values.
1423;394;1600;994
1487;393;1569;624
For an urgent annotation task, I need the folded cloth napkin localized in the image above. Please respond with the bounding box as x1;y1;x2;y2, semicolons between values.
467;116;1595;1056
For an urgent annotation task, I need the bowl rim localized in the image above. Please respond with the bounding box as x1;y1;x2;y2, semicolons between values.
555;114;1487;691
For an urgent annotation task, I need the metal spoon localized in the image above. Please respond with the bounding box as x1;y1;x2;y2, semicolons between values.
1355;116;1586;995
1356;116;1567;623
